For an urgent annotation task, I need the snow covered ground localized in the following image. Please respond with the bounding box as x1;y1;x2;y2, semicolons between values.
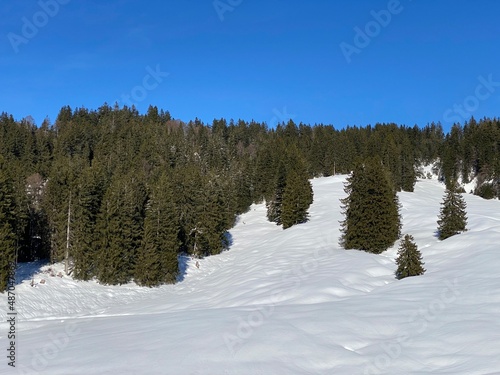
1;175;500;375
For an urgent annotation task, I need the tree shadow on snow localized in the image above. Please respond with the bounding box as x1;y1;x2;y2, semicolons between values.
15;260;50;286
224;231;234;248
176;254;190;283
176;231;234;283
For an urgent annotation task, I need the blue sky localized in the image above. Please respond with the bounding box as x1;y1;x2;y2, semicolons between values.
1;0;500;132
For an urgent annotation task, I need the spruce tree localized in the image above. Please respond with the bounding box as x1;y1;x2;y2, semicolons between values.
72;166;106;280
437;181;468;240
340;156;401;254
281;168;313;229
395;234;425;279
199;180;231;256
266;161;287;225
400;136;416;192
0;160;17;292
134;173;179;286
95;174;145;285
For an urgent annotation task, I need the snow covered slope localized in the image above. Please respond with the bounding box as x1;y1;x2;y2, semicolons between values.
1;176;500;375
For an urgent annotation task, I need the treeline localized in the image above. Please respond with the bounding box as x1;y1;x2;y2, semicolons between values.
441;119;500;196
1;105;499;290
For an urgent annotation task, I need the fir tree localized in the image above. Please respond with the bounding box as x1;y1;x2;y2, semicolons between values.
281;168;313;229
0;160;17;292
72;166;106;280
400;136;416;192
340;156;401;254
395;234;425;279
134;173;179;286
266;161;287;225
437;181;468;240
95;174;146;285
187;174;232;258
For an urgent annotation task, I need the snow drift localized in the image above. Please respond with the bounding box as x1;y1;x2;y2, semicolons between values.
1;175;500;375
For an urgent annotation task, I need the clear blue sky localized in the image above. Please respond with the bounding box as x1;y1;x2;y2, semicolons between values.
1;0;500;132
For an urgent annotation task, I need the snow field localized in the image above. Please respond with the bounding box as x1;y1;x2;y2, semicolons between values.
1;175;500;374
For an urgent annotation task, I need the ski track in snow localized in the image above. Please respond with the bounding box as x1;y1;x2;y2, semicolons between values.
1;175;500;375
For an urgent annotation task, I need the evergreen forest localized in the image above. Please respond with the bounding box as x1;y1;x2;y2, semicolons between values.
1;104;499;289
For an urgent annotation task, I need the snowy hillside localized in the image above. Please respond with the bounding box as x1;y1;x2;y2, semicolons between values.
2;175;500;375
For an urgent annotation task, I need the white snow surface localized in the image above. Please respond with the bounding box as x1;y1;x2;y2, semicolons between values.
2;176;500;375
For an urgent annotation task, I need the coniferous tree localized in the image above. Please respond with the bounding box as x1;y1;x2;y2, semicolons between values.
42;156;80;264
395;234;425;279
0;159;17;292
281;168;313;229
340;156;401;254
197;179;231;256
400;136;416;192
266;161;287;225
254;144;276;203
23;173;50;262
12;177;31;262
437;181;468;240
6;104;500;288
135;173;179;286
95;174;146;285
72;165;106;280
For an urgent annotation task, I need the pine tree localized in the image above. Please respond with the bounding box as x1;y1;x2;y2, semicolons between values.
281;168;313;229
395;234;425;279
437;181;468;240
340;156;401;254
134;173;179;286
0;160;17;292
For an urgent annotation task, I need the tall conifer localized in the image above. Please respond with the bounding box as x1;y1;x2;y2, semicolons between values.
281;168;313;229
340;156;401;254
437;181;468;240
0;160;17;292
135;173;179;286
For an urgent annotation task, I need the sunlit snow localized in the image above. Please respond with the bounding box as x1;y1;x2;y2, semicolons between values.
1;175;500;374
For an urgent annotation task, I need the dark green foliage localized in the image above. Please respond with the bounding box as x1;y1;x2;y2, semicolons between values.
42;155;86;264
395;234;425;279
340;156;401;254
437;181;468;240
135;173;180;286
72;165;107;280
266;144;314;229
2;104;500;287
196;179;232;256
95;174;146;285
440;124;463;187
266;162;287;225
475;182;496;200
281;168;313;229
0;160;17;292
400;136;416;192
